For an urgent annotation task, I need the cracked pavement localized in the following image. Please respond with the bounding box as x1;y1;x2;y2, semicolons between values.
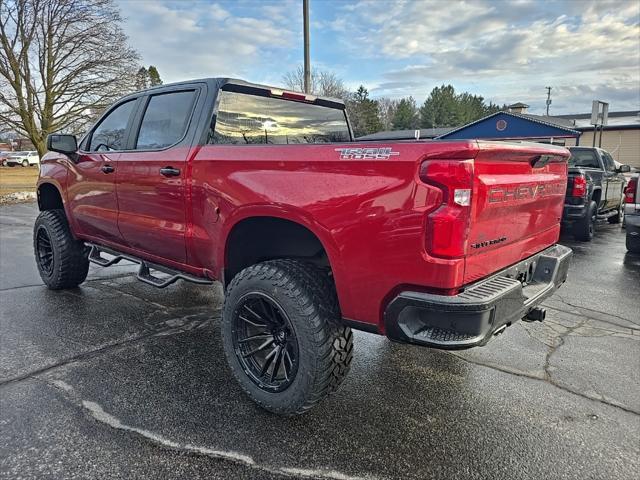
1;202;639;479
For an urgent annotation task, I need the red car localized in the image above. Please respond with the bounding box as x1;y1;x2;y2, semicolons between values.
36;78;572;414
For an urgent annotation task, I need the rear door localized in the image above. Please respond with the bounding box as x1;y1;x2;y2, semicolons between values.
116;88;200;264
68;98;139;244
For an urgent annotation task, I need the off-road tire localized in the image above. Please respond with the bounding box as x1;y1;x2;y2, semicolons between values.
573;200;597;241
222;259;353;415
33;209;89;289
626;232;640;253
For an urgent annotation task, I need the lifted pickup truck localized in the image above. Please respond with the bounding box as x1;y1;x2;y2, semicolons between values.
36;78;572;414
563;146;630;241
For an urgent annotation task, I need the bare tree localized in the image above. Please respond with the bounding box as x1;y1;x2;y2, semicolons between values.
282;66;349;100
0;0;140;155
377;97;399;131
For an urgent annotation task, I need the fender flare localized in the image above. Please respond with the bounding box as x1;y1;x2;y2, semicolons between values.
219;204;351;312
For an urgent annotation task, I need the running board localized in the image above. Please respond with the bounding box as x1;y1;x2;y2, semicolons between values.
88;244;213;288
597;209;618;220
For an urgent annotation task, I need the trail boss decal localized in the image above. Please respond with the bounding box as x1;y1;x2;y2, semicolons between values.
488;182;565;204
335;147;400;160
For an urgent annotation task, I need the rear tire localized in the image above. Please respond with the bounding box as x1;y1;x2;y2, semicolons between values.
33;210;89;289
573;201;597;241
222;259;353;415
627;232;640;253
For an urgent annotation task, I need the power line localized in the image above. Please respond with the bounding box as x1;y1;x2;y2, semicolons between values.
545;86;552;116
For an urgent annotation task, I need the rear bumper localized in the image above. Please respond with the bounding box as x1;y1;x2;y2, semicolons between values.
384;244;572;350
625;212;640;229
563;203;587;221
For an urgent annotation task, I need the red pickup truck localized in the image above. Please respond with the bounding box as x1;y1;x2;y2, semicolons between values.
36;78;572;414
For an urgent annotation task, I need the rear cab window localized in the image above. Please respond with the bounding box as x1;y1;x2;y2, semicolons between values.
568;149;601;169
212;90;350;145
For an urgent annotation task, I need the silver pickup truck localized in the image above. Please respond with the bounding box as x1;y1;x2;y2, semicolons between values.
625;173;639;253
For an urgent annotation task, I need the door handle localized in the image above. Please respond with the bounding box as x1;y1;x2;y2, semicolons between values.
160;166;181;177
101;164;115;174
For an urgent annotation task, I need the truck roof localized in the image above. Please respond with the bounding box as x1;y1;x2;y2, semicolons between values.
132;77;346;109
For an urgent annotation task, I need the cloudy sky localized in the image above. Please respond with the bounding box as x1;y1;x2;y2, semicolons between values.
117;0;640;115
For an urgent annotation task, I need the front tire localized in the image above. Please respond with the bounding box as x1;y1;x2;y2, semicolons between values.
222;260;353;415
573;201;597;241
33;210;89;289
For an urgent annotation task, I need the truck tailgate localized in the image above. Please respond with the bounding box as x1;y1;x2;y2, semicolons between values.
464;142;569;284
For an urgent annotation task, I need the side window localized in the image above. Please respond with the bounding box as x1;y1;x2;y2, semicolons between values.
601;152;616;172
135;91;196;150
89;100;136;152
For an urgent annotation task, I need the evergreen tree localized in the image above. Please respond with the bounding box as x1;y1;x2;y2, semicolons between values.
392;97;418;130
135;67;149;90
347;86;383;137
148;66;163;86
419;85;506;128
419;85;459;128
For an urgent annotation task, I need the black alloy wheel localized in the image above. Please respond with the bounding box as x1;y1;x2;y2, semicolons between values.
33;209;90;289
231;293;299;392
35;225;54;275
222;259;354;414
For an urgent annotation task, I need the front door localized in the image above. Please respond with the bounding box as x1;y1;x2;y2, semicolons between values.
116;90;198;265
67;98;137;244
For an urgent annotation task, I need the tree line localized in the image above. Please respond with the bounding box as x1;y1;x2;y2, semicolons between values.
283;68;507;138
1;0;505;155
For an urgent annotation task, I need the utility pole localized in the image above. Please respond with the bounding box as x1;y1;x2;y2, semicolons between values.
545;86;552;116
303;0;311;94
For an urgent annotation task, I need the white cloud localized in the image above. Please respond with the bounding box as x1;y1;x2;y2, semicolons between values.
115;0;640;114
117;0;297;83
330;0;640;112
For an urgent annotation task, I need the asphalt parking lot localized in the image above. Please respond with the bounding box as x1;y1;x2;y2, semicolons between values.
1;202;639;480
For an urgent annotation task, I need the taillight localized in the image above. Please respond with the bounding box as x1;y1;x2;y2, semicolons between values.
419;159;473;258
571;175;587;197
625;178;637;204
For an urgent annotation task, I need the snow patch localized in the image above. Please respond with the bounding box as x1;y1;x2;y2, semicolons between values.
0;191;36;204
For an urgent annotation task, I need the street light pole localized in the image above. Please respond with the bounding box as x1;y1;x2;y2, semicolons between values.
303;0;311;94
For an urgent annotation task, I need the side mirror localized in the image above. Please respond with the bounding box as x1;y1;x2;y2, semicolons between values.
618;164;631;173
47;134;77;155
